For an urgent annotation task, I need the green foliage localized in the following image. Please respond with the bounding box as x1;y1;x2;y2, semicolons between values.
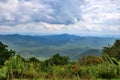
25;62;37;78
1;54;120;80
1;40;120;79
0;55;41;79
79;56;103;65
98;64;118;79
50;54;70;65
43;54;70;67
0;42;15;66
29;57;40;63
0;66;7;80
4;56;25;79
103;39;120;60
97;54;120;79
16;54;25;61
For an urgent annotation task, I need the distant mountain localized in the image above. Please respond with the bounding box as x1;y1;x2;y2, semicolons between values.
79;49;102;58
0;34;118;60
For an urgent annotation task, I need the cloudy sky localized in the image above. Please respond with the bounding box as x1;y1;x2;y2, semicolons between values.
0;0;120;36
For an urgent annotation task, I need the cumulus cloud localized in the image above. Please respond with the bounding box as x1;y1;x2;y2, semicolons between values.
0;0;83;25
0;0;54;25
79;0;120;35
0;0;120;36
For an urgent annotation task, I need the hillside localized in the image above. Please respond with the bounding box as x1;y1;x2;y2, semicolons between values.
0;34;117;60
79;49;102;58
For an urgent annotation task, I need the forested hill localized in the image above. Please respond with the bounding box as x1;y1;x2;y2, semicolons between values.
0;34;118;60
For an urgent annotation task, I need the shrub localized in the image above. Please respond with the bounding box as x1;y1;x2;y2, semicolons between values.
79;56;103;65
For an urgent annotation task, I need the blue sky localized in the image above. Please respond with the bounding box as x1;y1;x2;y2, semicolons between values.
0;0;120;36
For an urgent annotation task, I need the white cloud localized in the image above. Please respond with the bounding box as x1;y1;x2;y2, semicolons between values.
77;0;120;36
0;21;120;35
0;0;120;36
0;0;54;25
0;0;83;25
81;0;120;24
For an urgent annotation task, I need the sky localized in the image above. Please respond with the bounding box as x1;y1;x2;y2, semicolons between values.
0;0;120;36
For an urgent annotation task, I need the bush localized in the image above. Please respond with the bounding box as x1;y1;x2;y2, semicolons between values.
79;56;103;65
0;67;7;80
4;56;25;79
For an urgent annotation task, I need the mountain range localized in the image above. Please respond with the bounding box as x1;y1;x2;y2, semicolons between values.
0;34;118;60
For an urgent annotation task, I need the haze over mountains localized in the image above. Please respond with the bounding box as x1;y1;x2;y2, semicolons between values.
0;34;118;60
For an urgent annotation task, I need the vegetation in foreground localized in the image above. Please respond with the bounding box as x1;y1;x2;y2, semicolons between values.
0;40;120;80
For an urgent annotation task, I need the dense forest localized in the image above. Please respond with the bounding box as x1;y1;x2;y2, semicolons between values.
0;40;120;80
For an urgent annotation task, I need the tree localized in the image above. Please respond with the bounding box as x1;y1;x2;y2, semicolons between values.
16;54;25;62
29;57;40;63
44;54;70;66
0;42;15;66
103;40;120;60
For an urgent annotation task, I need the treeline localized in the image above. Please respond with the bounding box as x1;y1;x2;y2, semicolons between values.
0;40;120;80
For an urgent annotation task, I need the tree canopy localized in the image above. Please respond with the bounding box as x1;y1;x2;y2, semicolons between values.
103;39;120;60
44;54;70;66
0;42;15;66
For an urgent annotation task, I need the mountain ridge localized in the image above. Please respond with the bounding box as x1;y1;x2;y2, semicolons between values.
0;34;118;60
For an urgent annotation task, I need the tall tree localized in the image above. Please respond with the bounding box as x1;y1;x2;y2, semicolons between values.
0;42;15;66
103;40;120;60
